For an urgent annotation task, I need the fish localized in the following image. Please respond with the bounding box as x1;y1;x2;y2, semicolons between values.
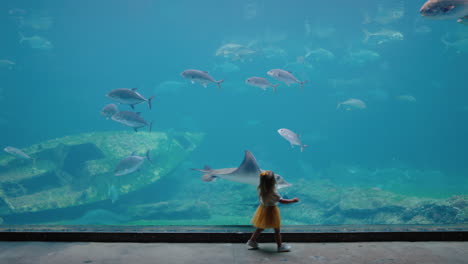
0;60;15;69
441;35;468;53
111;111;152;132
245;77;279;92
337;98;367;111
277;128;308;152
363;29;404;45
396;95;417;102
4;146;32;159
304;48;335;62
215;43;256;61
191;150;292;189
267;69;307;89
106;88;154;110
420;0;468;23
342;50;381;66
114;150;151;176
19;32;53;50
181;69;224;90
100;104;118;119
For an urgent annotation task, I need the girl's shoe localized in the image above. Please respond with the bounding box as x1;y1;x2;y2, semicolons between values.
277;244;291;252
246;240;259;249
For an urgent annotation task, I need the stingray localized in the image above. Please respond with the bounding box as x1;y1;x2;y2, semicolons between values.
191;150;291;189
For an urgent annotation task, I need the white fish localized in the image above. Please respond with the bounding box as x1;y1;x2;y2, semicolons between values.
267;69;307;89
100;104;118;119
277;128;308;152
304;48;335;62
181;69;224;90
342;50;380;66
114;150;151;176
245;77;279;92
441;35;468;53
396;95;417;102
420;0;468;23
111;111;152;132
106;88;154;110
19;32;53;50
363;29;404;45
4;146;32;159
337;98;367;111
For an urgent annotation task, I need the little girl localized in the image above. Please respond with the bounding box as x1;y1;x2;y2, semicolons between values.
247;170;299;252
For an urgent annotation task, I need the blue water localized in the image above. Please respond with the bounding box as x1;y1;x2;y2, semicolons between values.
0;0;467;226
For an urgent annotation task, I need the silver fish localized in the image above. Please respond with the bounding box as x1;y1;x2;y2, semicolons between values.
19;33;53;50
4;146;31;159
363;29;404;45
420;0;468;22
245;77;279;92
181;69;224;90
106;88;154;110
114;150;151;176
111;111;152;132
267;69;307;89
191;150;291;189
100;104;118;119
337;98;367;110
277;128;308;152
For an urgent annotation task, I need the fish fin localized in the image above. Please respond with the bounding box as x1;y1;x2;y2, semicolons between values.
149;121;153;132
130;104;135;110
191;80;195;84
134;128;138;132
191;167;216;182
299;80;308;89
336;103;342;110
132;88;137;91
148;96;154;110
131;151;136;156
202;83;207;88
272;84;279;93
301;145;309;152
233;150;261;175
216;80;224;90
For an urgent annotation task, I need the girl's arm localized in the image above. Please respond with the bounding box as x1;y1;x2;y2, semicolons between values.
279;197;299;204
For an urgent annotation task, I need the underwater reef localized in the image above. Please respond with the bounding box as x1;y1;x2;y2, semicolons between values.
0;131;204;216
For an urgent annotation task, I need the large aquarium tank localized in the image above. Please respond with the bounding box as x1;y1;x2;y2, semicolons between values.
0;0;467;228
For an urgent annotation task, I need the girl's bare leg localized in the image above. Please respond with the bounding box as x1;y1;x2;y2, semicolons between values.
274;228;282;247
250;228;264;241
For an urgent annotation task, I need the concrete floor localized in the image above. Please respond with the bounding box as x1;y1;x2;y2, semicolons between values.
0;242;467;264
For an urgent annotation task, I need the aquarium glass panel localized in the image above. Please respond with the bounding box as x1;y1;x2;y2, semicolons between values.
0;0;467;228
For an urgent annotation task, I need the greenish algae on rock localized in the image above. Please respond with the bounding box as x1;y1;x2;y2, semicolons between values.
0;131;204;215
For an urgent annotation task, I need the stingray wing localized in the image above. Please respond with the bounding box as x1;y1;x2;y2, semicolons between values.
231;150;261;176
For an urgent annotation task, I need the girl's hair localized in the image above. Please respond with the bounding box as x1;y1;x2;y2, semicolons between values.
258;170;277;201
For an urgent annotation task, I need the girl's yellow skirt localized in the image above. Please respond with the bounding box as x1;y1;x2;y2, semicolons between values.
251;205;281;229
